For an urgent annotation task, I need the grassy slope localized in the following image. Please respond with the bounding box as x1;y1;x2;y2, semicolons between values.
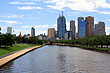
26;44;42;47
0;44;28;56
0;44;42;57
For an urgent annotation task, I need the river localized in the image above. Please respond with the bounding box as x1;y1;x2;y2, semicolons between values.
0;45;110;73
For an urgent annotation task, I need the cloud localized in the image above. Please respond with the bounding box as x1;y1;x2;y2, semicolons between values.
106;19;110;21
22;25;31;28
94;21;98;24
105;27;110;35
0;14;24;18
18;6;42;10
35;25;49;28
66;22;70;31
106;27;110;30
49;11;58;13
99;11;110;14
0;20;23;24
26;17;33;19
52;24;57;27
9;1;36;5
45;0;110;12
1;27;7;29
21;0;41;1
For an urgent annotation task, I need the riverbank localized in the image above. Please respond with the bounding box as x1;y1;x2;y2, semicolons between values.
57;44;110;54
0;45;42;67
0;44;28;57
0;44;42;57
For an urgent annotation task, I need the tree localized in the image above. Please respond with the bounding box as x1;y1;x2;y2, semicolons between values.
0;27;1;35
0;34;15;47
15;36;21;43
28;36;37;44
0;34;5;47
21;36;28;43
5;34;15;47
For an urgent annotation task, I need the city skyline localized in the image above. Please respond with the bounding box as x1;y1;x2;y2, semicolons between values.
0;0;110;36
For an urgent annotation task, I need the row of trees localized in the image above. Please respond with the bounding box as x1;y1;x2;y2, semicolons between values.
15;36;43;45
52;35;110;48
0;34;15;47
0;33;44;47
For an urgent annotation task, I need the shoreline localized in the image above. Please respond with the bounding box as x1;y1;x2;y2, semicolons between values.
57;44;110;54
0;46;43;67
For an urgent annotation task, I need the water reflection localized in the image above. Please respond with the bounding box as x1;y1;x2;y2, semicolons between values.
57;48;67;73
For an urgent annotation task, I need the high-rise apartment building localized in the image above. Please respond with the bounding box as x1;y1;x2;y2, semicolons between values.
31;27;35;36
57;11;66;39
78;17;85;38
48;28;55;39
95;21;106;35
7;27;12;34
85;16;94;37
70;20;75;39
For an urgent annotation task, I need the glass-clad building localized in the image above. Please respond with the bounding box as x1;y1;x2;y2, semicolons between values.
31;27;35;36
78;17;85;37
57;12;66;39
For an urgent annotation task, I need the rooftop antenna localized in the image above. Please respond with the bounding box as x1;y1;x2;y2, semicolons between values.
62;11;63;16
59;14;60;17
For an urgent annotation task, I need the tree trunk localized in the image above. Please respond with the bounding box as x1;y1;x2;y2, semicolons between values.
96;45;98;48
107;45;108;48
101;45;103;48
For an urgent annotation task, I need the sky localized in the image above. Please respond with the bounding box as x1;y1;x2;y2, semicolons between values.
0;0;110;36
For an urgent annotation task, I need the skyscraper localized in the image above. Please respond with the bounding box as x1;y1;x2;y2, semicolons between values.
31;27;35;36
78;17;85;38
48;28;55;39
95;21;106;35
7;27;12;34
70;20;75;39
85;16;94;37
57;11;66;39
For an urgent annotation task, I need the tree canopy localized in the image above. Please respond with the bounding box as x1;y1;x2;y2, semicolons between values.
0;33;15;47
52;35;110;48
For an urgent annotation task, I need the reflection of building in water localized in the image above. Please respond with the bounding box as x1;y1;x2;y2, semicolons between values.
57;49;67;72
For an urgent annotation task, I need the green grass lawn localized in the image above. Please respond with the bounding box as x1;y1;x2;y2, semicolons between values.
26;44;42;47
0;44;42;57
0;44;28;56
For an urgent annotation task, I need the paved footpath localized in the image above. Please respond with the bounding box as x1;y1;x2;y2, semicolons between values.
0;46;42;67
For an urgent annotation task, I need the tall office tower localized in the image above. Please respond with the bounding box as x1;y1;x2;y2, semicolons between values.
95;21;106;35
7;27;12;34
57;11;66;39
85;16;94;37
70;20;75;39
31;27;35;36
78;17;85;38
75;26;76;39
48;28;55;39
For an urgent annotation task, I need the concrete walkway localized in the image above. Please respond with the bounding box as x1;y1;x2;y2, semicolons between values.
23;44;30;48
0;46;42;67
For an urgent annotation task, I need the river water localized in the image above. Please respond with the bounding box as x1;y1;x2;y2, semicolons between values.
0;45;110;73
